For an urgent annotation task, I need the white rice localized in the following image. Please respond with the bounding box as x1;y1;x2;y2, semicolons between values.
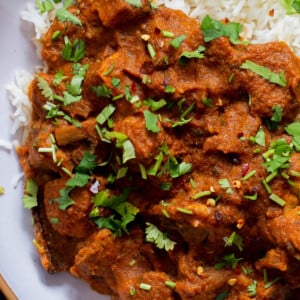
157;0;300;56
6;70;34;143
7;0;300;138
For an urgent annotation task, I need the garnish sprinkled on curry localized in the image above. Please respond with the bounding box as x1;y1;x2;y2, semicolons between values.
19;0;300;299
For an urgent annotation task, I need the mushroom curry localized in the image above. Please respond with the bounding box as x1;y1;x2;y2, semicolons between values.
19;0;300;299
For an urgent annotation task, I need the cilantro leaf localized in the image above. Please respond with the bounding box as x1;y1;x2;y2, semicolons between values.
281;0;300;14
218;178;233;194
35;0;54;14
94;216;123;236
53;70;68;86
122;139;136;163
145;222;176;251
250;126;266;147
23;179;38;209
125;0;142;8
179;46;206;65
53;187;74;210
241;60;287;87
96;104;116;125
200;15;245;44
267;105;283;130
56;5;82;26
62;91;82;105
36;76;55;100
76;151;97;174
66;64;89;96
285;122;300;151
92;188;139;236
62;37;86;62
170;34;186;49
263;139;293;173
169;159;192;178
224;231;244;251
144;98;167;111
66;173;91;188
144;110;160;133
214;253;243;270
247;280;257;297
92;84;112;98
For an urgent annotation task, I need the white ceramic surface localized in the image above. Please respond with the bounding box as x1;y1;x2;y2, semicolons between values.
0;2;108;299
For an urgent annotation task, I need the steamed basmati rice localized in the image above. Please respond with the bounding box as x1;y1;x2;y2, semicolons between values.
7;0;300;139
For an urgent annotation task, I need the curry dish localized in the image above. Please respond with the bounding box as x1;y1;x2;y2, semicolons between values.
19;0;300;299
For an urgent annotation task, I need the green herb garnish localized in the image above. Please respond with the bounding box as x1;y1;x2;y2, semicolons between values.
144;110;160;133
145;222;176;251
241;60;287;87
23;179;38;209
200;15;245;44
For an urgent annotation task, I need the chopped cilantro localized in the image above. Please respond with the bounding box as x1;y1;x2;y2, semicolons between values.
111;77;121;88
147;152;164;176
165;281;176;289
36;76;55;100
285;121;300;151
75;151;97;174
161;30;174;38
92;188;139;236
165;85;175;93
53;70;68;86
147;43;156;59
172;102;195;128
214;291;229;300
169;159;192;178
66;64;89;96
214;253;242;270
281;0;300;14
169;34;186;49
65;173;91;188
144;110;160;133
247;280;257;297
139;283;152;291
56;5;82;26
145;222;176;251
62;37;86;63
271;105;283;123
53;187;74;210
144;98;167;111
200;15;245;44
35;0;54;13
202;97;213;107
23;179;38;209
269;193;286;206
243;192;258;201
96;104;116;125
263;139;293;173
224;231;244;251
251;126;266;147
50;217;60;225
241;60;287;87
125;0;142;8
179;46;205;65
122;140;136;163
218;178;233;194
92;84;112;98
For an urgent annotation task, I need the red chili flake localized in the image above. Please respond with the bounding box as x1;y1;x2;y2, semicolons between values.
131;82;137;92
269;9;274;17
241;163;250;177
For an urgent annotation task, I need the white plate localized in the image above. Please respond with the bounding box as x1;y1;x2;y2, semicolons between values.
0;1;108;299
